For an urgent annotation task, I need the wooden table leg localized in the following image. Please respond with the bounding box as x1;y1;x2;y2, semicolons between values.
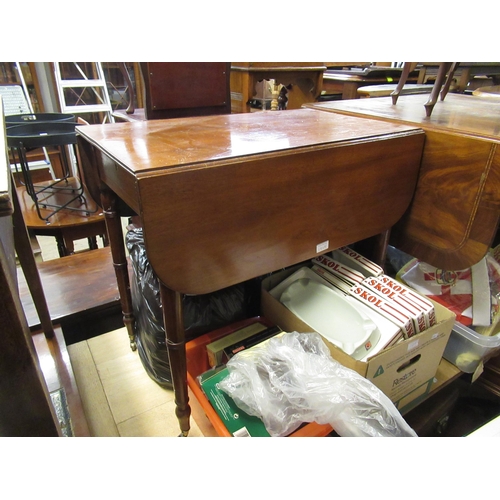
160;283;191;436
100;187;136;351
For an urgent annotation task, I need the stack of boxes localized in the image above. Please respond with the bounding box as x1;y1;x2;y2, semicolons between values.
261;246;455;413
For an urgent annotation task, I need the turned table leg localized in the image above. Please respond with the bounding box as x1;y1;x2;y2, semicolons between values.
160;283;191;436
100;188;136;351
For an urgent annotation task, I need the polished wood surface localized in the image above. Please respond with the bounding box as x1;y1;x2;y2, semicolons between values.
305;94;500;270
230;63;326;112
77;108;425;435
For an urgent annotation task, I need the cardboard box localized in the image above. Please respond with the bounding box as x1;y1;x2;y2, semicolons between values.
261;266;455;413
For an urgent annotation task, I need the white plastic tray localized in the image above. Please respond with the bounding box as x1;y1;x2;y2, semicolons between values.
279;278;381;359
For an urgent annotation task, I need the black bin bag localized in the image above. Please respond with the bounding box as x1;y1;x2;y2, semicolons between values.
126;227;260;388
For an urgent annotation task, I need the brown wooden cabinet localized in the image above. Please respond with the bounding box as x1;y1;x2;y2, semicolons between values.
230;62;326;113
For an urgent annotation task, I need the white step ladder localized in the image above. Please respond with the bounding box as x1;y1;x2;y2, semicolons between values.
53;62;115;124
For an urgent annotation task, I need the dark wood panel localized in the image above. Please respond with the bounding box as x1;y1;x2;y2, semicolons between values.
139;133;424;294
142;62;231;119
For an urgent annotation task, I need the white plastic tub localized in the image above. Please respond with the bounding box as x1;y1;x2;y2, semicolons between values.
443;321;500;373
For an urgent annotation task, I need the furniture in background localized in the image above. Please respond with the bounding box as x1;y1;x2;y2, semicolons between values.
304;93;500;271
16;180;107;256
113;62;231;122
321;64;419;100
76;108;427;435
17;246;122;344
4;112;108;255
391;62;459;116
416;62;500;93
229;63;326;113
1;80;66;181
473;85;500;99
357;83;432;98
1;99;90;436
6;115;95;221
0;62;44;113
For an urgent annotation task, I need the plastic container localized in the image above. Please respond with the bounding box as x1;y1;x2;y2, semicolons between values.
443;321;500;373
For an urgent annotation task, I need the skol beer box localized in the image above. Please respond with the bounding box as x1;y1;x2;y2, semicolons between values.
377;274;437;328
349;283;417;338
360;276;427;335
261;265;455;413
312;254;365;284
332;246;384;277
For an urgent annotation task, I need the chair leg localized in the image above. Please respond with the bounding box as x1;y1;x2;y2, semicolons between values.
440;62;460;101
424;62;453;117
391;63;418;104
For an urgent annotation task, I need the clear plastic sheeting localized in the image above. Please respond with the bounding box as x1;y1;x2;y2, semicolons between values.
219;332;418;437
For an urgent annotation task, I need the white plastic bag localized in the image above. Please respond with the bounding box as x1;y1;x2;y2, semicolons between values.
218;331;417;437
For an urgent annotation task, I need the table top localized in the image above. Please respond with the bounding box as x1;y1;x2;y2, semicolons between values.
304;94;500;141
77;108;422;176
77;109;425;295
231;63;326;72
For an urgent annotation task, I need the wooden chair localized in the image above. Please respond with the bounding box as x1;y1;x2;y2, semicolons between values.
112;62;231;122
391;62;460;117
